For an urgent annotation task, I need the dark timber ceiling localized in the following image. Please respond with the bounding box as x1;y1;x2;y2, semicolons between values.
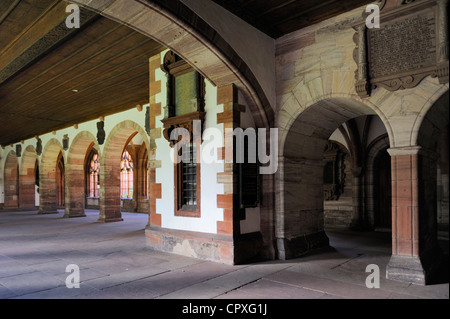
210;0;375;38
1;0;374;146
0;0;165;146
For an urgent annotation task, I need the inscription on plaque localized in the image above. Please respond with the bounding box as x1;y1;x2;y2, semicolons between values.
368;11;436;79
175;70;198;116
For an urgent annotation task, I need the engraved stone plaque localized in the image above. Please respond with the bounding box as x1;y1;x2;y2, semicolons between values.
353;0;448;96
368;11;436;80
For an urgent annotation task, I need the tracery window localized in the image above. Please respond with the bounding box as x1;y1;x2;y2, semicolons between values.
120;150;134;199
88;153;100;197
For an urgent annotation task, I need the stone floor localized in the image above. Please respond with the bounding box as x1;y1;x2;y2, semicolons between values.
0;209;448;301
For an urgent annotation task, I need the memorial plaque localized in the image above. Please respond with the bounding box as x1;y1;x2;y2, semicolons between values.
353;0;448;96
368;11;436;80
175;70;198;116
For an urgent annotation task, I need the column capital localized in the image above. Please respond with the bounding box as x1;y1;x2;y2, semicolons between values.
387;146;422;156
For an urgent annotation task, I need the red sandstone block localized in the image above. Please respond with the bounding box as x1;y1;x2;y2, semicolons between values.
396;238;414;256
217;220;233;235
217;85;236;104
396;206;412;239
149;55;161;72
150;183;162;199
150;80;161;97
150;213;162;227
220;245;233;262
146;232;162;247
149;198;157;213
217;194;233;209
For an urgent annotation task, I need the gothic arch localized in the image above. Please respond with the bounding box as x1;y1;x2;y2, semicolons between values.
39;138;65;214
3;151;19;209
65;131;101;218
19;145;39;209
99;120;149;222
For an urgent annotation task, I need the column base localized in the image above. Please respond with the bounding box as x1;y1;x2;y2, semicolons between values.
276;231;330;260
63;213;87;218
386;249;444;285
386;255;426;285
38;210;59;215
97;217;123;223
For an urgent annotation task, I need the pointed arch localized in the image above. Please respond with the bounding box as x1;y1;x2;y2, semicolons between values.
19;145;39;209
39;138;65;214
64;131;101;218
3;151;19;209
99;120;149;222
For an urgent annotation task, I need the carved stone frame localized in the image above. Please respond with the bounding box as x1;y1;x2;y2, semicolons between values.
353;0;449;98
160;50;206;146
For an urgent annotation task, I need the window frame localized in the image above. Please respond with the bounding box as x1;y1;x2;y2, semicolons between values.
174;142;201;218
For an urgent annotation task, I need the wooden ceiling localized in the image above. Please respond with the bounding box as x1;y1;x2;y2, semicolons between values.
211;0;375;38
1;0;375;146
0;0;165;146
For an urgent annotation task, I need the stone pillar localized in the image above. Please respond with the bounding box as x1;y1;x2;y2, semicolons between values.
386;146;442;285
19;171;36;209
350;166;364;229
63;163;87;218
38;169;59;215
277;156;329;260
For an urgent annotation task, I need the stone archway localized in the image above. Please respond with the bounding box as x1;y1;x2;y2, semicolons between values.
386;90;449;285
19;145;39;209
65;131;101;218
277;97;390;259
99;120;150;222
3;151;19;209
39;139;65;215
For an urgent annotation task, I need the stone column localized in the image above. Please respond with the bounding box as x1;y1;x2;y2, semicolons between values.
386;146;442;285
350;166;364;229
276;157;329;260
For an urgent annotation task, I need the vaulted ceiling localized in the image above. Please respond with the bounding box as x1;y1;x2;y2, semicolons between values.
1;0;374;147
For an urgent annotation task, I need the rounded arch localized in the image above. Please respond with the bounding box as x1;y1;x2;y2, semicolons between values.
416;90;449;151
39;138;65;214
276;97;392;259
413;89;449;279
411;86;449;147
64;131;101;218
99;120;150;222
70;0;273;130
19;145;39;209
278;92;394;156
3;150;19;209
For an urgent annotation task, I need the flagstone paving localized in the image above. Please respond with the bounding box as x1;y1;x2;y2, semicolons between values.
0;209;448;300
